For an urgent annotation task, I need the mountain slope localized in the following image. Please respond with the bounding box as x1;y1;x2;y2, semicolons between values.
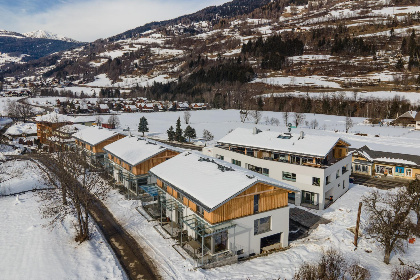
0;29;83;63
23;30;78;43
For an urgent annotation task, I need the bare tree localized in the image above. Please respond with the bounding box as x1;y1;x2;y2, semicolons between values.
270;117;280;126
283;112;290;126
391;266;418;280
36;147;109;242
239;110;248;123
363;189;415;264
5;100;34;122
183;111;191;124
407;179;420;234
95;115;103;126
293;112;306;127
108;114;120;128
345;116;354;133
310;119;319;129
250;110;262;124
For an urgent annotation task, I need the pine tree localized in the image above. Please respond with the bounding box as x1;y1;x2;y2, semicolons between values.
184;125;196;142
175;117;184;142
138;116;149;136
167;126;175;141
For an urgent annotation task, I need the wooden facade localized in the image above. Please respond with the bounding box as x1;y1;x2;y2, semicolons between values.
157;179;290;225
37;122;68;144
108;149;179;175
76;134;125;154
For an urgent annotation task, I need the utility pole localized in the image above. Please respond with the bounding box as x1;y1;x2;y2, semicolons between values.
354;202;362;247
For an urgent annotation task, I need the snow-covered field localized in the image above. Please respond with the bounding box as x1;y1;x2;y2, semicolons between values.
112;109;420;156
105;183;420;279
0;159;124;279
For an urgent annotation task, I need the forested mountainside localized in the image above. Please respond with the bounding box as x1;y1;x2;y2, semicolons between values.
1;0;420;117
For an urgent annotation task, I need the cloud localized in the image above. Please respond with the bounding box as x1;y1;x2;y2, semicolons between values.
0;0;229;42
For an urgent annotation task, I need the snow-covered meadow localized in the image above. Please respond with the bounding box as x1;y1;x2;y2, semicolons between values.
112;109;420;156
0;160;124;279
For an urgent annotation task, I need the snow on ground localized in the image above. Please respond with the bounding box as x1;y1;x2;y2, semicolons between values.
252;76;342;88
0;97;22;115
105;182;419;279
0;159;124;279
114;109;420;156
87;74;113;87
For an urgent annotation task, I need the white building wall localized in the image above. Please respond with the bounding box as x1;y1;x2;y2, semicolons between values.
212;147;352;209
164;192;290;258
228;207;289;257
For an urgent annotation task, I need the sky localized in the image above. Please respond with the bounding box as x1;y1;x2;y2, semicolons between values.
0;0;230;42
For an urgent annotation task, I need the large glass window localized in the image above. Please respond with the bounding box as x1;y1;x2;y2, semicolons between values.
254;194;260;214
406;169;412;177
282;172;296;182
214;231;228;253
312;177;320;186
254;216;271;235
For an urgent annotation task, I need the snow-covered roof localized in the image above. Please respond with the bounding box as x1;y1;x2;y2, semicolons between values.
5;122;37;136
35;112;71;123
149;151;299;212
103;136;184;166
73;126;122;146
353;145;420;166
71;116;96;123
218;128;349;158
99;104;109;109
397;110;417;119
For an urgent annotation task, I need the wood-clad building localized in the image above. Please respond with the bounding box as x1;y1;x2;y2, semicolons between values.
103;136;183;194
35;112;72;144
351;145;420;181
73;126;125;162
149;151;299;260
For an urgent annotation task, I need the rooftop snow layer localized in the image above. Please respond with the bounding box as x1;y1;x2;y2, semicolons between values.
73;126;121;146
149;151;299;212
104;136;184;166
218;127;348;157
5;122;36;135
35;112;72;123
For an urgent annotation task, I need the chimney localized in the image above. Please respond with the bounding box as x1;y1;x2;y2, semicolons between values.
300;131;305;139
253;127;258;135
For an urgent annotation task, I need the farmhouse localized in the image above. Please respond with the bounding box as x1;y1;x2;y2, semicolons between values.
73;126;125;163
392;110;418;127
149;151;299;263
351;145;420;180
103;136;183;195
205;128;351;210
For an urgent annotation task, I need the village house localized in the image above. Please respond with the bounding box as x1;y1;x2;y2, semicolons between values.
204;128;351;210
73;126;125;163
415;112;420;130
103;136;183;196
35;112;72;145
124;104;138;112
97;103;110;113
148;151;299;265
351;145;420;181
391;110;418;127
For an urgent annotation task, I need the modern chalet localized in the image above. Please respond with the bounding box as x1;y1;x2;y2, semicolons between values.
35;112;72;145
103;136;183;195
148;151;299;264
204;128;351;210
351;145;420;180
73;126;125;162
